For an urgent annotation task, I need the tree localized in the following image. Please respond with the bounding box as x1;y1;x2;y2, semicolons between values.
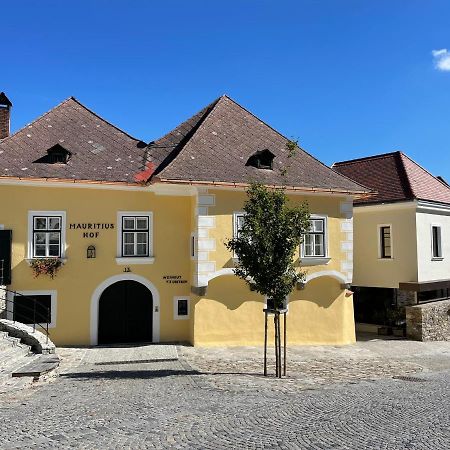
225;182;310;377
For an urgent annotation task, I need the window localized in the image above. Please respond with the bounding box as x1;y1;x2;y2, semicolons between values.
174;297;189;320
122;216;149;257
418;288;449;303
432;226;442;259
33;144;71;165
380;226;392;259
32;215;62;258
9;290;57;328
14;294;51;324
233;212;246;239
116;212;153;264
246;149;275;170
303;218;326;257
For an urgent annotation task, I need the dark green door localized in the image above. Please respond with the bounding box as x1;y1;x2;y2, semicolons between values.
98;280;153;345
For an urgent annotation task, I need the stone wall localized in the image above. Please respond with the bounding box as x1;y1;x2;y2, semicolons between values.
396;290;417;307
406;299;450;341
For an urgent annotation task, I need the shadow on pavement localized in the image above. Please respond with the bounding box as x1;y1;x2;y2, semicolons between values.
60;369;202;380
60;368;272;380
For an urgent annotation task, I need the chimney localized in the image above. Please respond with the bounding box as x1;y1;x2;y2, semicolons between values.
0;92;12;139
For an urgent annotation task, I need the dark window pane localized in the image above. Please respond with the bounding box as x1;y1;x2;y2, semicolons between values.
432;226;442;258
380;227;392;258
14;295;51;324
177;299;188;316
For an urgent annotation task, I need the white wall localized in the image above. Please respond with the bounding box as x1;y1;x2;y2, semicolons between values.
416;206;450;282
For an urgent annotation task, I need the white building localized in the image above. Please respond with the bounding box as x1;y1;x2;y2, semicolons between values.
334;151;450;328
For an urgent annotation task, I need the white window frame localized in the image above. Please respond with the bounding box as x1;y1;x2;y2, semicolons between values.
6;289;57;328
27;211;66;260
232;211;246;259
377;224;393;260
301;215;329;264
431;224;443;260
233;211;246;239
116;211;154;265
173;296;190;320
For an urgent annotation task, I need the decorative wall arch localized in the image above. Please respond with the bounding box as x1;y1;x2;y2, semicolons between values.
205;268;235;284
90;274;160;345
304;270;348;285
205;268;348;287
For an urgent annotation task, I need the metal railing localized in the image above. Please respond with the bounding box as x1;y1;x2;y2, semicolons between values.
0;287;50;344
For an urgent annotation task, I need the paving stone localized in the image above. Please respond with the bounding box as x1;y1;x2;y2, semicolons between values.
0;341;449;449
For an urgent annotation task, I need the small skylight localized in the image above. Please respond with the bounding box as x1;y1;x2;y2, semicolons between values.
246;149;275;170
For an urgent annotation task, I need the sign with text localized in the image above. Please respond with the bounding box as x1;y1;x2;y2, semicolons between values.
163;275;188;284
69;223;114;238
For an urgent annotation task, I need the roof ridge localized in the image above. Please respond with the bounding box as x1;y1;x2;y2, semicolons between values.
0;97;73;144
69;97;142;143
151;97;220;146
333;151;401;167
399;152;450;196
393;151;415;200
152;97;222;179
211;96;370;191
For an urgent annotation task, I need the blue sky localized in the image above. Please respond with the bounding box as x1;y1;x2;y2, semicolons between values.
3;0;450;179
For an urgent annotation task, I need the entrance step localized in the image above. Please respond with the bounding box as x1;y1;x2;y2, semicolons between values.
12;354;60;378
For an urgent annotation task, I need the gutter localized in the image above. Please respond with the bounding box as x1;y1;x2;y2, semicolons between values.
152;177;373;197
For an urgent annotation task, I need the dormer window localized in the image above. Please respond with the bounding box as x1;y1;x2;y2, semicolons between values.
47;144;70;164
34;144;71;165
246;149;275;170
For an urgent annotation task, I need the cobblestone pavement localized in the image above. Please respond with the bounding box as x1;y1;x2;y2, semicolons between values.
0;340;450;449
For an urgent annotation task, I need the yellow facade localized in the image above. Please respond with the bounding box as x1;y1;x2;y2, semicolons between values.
1;181;356;347
352;203;418;288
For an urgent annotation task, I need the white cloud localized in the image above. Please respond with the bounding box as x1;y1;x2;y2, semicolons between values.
432;49;450;71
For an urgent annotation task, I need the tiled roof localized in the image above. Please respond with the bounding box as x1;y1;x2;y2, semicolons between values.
150;95;368;193
0;97;147;184
333;151;450;205
0;94;369;193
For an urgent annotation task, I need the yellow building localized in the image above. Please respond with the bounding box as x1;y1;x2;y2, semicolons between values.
0;92;368;346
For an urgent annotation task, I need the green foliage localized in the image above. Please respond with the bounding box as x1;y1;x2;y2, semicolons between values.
280;139;299;177
285;139;299;158
225;182;310;310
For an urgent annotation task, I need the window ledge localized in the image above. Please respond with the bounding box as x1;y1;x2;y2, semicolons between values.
378;257;394;261
300;257;331;266
431;257;444;261
116;257;155;265
25;258;67;266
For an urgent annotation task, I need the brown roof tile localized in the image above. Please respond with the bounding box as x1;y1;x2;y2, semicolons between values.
0;94;370;193
333;152;450;205
150;96;368;193
0;97;146;183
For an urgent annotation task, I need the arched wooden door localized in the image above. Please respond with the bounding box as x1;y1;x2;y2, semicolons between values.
98;280;153;344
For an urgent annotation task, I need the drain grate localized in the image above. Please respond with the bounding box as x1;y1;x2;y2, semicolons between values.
393;375;428;383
